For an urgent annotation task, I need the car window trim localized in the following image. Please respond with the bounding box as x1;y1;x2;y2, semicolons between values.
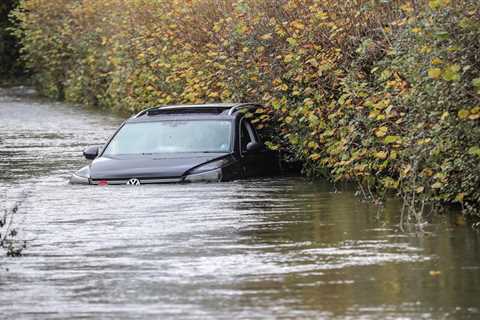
98;120;127;158
239;117;257;155
245;121;257;143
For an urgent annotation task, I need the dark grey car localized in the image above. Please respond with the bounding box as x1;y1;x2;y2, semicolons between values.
70;103;279;185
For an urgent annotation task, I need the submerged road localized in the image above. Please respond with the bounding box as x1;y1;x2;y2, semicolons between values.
1;87;480;319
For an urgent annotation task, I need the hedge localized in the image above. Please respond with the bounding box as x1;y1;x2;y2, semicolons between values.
12;0;480;219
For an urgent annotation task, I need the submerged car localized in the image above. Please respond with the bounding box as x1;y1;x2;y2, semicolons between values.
70;103;279;185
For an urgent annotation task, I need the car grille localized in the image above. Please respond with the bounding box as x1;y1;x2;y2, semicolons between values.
91;177;184;185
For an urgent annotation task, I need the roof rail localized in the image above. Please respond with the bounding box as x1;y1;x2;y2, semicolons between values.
133;106;166;118
227;103;262;116
133;103;262;118
134;104;234;118
152;105;230;114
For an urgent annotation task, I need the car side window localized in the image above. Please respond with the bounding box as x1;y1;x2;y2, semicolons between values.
240;120;252;153
240;119;259;154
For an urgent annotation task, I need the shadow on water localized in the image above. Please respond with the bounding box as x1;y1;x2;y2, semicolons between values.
1;87;480;319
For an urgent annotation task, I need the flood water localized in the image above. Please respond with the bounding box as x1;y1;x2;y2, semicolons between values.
1;87;479;319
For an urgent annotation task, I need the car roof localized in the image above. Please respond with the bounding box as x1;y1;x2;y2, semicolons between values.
127;103;262;123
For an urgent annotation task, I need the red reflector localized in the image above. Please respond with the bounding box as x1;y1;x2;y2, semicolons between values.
98;180;109;186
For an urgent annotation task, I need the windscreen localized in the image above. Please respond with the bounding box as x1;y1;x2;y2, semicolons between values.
104;120;232;155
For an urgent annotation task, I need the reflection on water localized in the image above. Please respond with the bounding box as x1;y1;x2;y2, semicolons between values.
1;87;479;319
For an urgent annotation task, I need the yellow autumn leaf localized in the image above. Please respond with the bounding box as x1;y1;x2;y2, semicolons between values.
284;54;294;63
260;33;273;40
237;24;248;34
375;126;388;137
287;37;298;46
431;182;443;189
428;67;442;79
382;177;398;189
307;141;318;149
455;193;465;202
306;58;318;67
458;109;470;119
374;151;388;160
400;3;414;13
290;20;305;30
421;168;434;177
420;45;433;54
221;89;231;98
429;0;451;10
316;11;328;20
304;98;314;107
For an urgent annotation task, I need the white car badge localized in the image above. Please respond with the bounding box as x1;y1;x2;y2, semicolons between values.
126;178;141;186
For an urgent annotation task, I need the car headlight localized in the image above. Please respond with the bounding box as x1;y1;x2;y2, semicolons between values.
69;166;91;185
184;168;222;183
184;158;231;182
188;158;231;174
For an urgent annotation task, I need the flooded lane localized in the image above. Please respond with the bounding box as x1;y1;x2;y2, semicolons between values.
0;87;120;183
1;87;480;319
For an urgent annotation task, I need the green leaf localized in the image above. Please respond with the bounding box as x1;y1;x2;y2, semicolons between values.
379;69;392;81
287;37;298;47
468;146;480;157
308;114;319;125
434;31;449;40
382;177;398;189
443;64;461;81
265;141;279;151
472;78;480;88
384;135;401;144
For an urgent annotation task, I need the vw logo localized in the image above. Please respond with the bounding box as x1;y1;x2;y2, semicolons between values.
126;178;141;186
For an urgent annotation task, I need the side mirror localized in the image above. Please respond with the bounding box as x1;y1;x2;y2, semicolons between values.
246;141;263;153
83;146;99;160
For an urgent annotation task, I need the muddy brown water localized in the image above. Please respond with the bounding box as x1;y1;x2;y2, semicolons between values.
1;87;479;319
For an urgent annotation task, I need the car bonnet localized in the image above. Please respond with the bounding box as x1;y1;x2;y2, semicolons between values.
88;153;229;180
